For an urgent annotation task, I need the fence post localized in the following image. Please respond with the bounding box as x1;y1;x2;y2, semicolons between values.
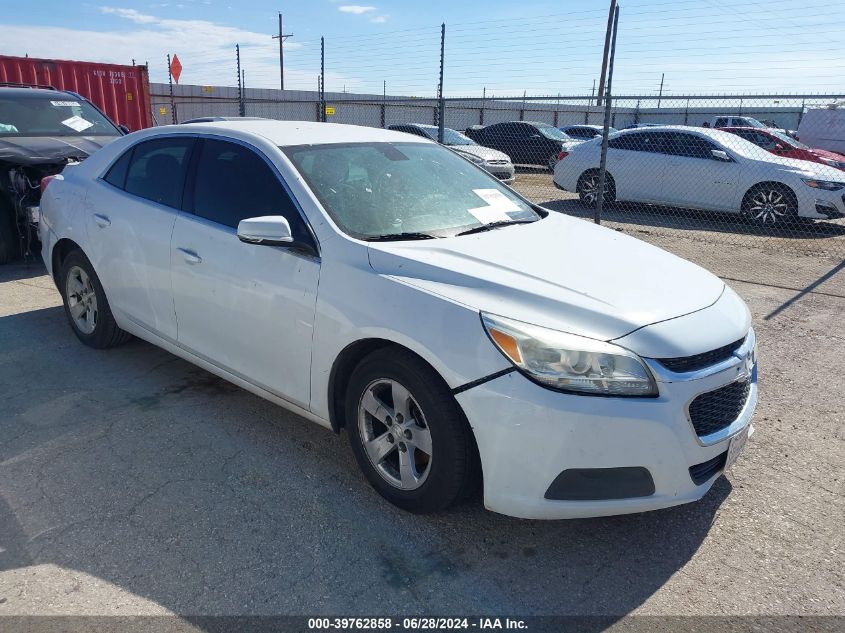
595;4;619;225
437;23;445;143
167;54;176;124
480;86;485;125
797;97;806;127
236;45;245;117
320;37;326;122
684;98;689;125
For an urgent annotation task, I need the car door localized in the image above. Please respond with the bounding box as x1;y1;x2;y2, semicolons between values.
661;132;740;211
481;123;517;159
605;131;668;203
86;136;195;340
170;137;320;409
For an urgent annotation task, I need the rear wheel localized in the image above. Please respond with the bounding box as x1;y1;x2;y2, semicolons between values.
59;249;132;348
741;183;798;227
345;348;479;513
577;169;616;208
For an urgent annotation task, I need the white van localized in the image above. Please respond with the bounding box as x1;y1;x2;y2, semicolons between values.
797;105;845;154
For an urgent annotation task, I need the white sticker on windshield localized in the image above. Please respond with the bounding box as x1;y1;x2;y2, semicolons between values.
61;115;94;132
51;100;81;107
467;188;521;223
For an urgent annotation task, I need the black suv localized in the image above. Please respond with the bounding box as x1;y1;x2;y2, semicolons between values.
0;84;124;263
464;121;574;170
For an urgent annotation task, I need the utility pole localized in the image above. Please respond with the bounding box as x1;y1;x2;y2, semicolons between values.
596;0;617;107
437;23;446;143
594;3;620;225
657;72;665;109
271;13;294;91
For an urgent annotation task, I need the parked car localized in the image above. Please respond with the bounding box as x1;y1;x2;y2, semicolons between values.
722;126;845;171
560;124;617;140
388;123;514;182
0;85;124;264
41;120;757;519
796;105;845;155
711;115;797;140
553;126;845;225
464;121;577;170
624;123;662;129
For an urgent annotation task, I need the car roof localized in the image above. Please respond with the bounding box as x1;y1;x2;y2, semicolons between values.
158;119;433;146
0;86;75;99
616;124;743;143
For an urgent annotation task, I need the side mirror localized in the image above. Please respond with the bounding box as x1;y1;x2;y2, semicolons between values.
237;216;294;246
711;149;732;162
774;143;786;152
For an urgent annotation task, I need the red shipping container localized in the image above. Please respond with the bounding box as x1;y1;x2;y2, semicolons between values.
0;55;152;131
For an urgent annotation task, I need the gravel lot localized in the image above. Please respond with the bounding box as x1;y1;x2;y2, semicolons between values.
0;201;843;621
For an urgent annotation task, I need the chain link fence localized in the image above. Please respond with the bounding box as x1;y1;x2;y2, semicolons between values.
150;83;845;290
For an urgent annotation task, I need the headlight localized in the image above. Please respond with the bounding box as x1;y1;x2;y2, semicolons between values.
802;178;845;191
457;151;484;164
819;157;845;169
481;313;658;397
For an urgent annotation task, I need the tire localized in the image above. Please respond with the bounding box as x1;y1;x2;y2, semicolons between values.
345;348;480;513
741;183;798;228
0;198;20;265
59;249;132;349
577;169;616;209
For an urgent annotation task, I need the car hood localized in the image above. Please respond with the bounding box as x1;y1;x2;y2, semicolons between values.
450;145;512;163
0;135;118;165
747;153;845;179
367;213;726;342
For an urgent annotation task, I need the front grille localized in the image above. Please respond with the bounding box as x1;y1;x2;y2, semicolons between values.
657;337;745;373
688;379;751;437
689;451;727;485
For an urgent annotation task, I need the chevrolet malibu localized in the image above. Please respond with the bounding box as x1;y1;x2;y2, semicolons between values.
39;121;757;519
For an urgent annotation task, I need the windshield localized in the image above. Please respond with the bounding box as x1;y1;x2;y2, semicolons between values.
285;142;539;239
0;95;120;137
769;129;807;149
536;126;570;141
742;117;766;129
417;125;476;146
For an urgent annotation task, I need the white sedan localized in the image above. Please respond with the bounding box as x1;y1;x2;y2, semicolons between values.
553;125;845;225
39;120;757;519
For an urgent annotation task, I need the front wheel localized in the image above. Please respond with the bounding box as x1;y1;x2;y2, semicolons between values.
60;249;132;348
577;170;616;209
741;183;798;227
345;348;479;513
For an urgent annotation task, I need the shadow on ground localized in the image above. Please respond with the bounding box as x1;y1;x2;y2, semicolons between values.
0;304;728;621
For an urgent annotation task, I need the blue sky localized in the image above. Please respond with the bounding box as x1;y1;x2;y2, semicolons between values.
1;0;843;99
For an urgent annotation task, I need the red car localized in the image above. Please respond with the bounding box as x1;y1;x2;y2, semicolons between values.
723;127;845;171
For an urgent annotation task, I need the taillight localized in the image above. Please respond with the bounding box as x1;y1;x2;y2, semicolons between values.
40;174;60;195
558;151;569;160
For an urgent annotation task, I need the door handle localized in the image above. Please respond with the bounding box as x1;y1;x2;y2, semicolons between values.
177;247;202;265
93;213;111;228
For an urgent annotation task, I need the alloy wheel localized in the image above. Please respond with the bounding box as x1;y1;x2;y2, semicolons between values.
747;188;793;225
357;378;433;490
580;174;610;206
66;265;98;335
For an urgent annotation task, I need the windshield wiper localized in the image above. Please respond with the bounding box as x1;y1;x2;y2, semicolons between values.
455;219;537;237
366;231;439;242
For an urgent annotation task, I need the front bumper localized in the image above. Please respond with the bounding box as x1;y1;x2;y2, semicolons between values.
796;185;845;219
456;336;757;519
482;162;516;183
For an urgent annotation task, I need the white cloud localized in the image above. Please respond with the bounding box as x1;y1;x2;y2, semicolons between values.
100;7;158;24
369;15;388;23
0;7;359;91
338;5;376;14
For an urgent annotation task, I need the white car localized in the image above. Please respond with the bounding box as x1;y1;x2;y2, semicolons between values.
554;126;845;225
39;120;757;520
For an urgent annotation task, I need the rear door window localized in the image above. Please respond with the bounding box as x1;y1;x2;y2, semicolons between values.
124;137;194;208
